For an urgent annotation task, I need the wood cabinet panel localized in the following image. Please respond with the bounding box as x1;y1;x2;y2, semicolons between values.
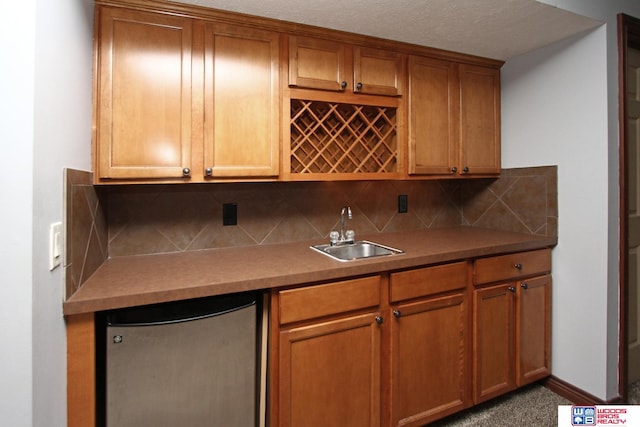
459;64;501;175
408;56;458;175
390;293;468;427
67;313;96;427
354;47;403;96
289;36;347;91
96;7;193;180
473;283;516;404
278;275;381;324
202;23;280;178
279;313;381;427
390;261;467;302
516;274;552;386
474;248;551;285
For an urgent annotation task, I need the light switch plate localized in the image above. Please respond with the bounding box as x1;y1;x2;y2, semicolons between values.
49;222;62;271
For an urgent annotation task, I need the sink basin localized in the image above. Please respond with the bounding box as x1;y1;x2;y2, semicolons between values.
311;240;403;261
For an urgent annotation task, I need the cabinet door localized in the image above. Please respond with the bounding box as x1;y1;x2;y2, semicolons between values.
408;56;458;175
354;47;403;96
473;283;516;404
96;7;192;180
279;313;381;427
459;64;501;175
289;36;347;91
516;275;552;386
202;24;280;178
390;293;467;427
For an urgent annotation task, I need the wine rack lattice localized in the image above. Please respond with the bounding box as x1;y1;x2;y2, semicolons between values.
290;99;398;174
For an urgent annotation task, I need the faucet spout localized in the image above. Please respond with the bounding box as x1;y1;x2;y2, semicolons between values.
340;206;353;242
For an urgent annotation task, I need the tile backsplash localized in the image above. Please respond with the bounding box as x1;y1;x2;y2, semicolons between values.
64;166;557;299
63;169;108;298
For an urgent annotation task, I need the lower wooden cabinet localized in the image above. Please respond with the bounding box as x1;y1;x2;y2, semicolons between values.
278;313;382;427
270;250;552;426
473;250;552;404
271;261;476;427
473;283;517;402
273;275;383;427
516;274;552;386
389;262;470;427
389;293;468;427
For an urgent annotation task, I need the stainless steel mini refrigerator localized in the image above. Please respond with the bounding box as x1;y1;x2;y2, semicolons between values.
105;292;259;427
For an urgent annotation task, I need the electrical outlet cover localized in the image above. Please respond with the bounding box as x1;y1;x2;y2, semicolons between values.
398;195;408;213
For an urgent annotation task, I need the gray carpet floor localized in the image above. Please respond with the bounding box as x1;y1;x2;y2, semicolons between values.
428;381;640;427
629;379;640;405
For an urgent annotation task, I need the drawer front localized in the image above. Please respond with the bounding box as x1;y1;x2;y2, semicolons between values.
390;261;468;302
279;275;381;324
474;249;551;285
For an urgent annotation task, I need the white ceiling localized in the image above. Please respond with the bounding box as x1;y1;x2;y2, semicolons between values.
171;0;601;60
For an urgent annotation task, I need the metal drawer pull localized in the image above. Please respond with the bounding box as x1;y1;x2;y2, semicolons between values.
393;309;402;318
521;283;529;290
514;263;523;270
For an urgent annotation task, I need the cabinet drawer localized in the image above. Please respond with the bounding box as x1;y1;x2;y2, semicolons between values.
279;276;381;324
474;249;551;285
390;261;468;302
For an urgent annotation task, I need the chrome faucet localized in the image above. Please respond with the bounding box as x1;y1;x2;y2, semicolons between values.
329;206;355;245
340;206;352;242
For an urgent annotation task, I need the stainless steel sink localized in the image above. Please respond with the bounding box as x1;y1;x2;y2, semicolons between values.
311;240;403;261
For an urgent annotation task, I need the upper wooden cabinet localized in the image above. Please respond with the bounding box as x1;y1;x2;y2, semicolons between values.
285;36;404;180
408;56;500;177
288;35;403;96
95;7;193;181
408;56;457;175
354;47;404;96
92;2;502;184
459;64;501;176
201;23;280;178
288;36;347;92
94;7;280;183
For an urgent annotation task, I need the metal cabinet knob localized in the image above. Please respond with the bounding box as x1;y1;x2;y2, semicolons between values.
514;263;523;271
508;286;516;293
462;166;470;174
521;282;529;290
205;167;213;176
393;309;402;318
375;315;383;324
356;82;363;91
451;166;458;173
340;81;347;90
182;167;191;177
